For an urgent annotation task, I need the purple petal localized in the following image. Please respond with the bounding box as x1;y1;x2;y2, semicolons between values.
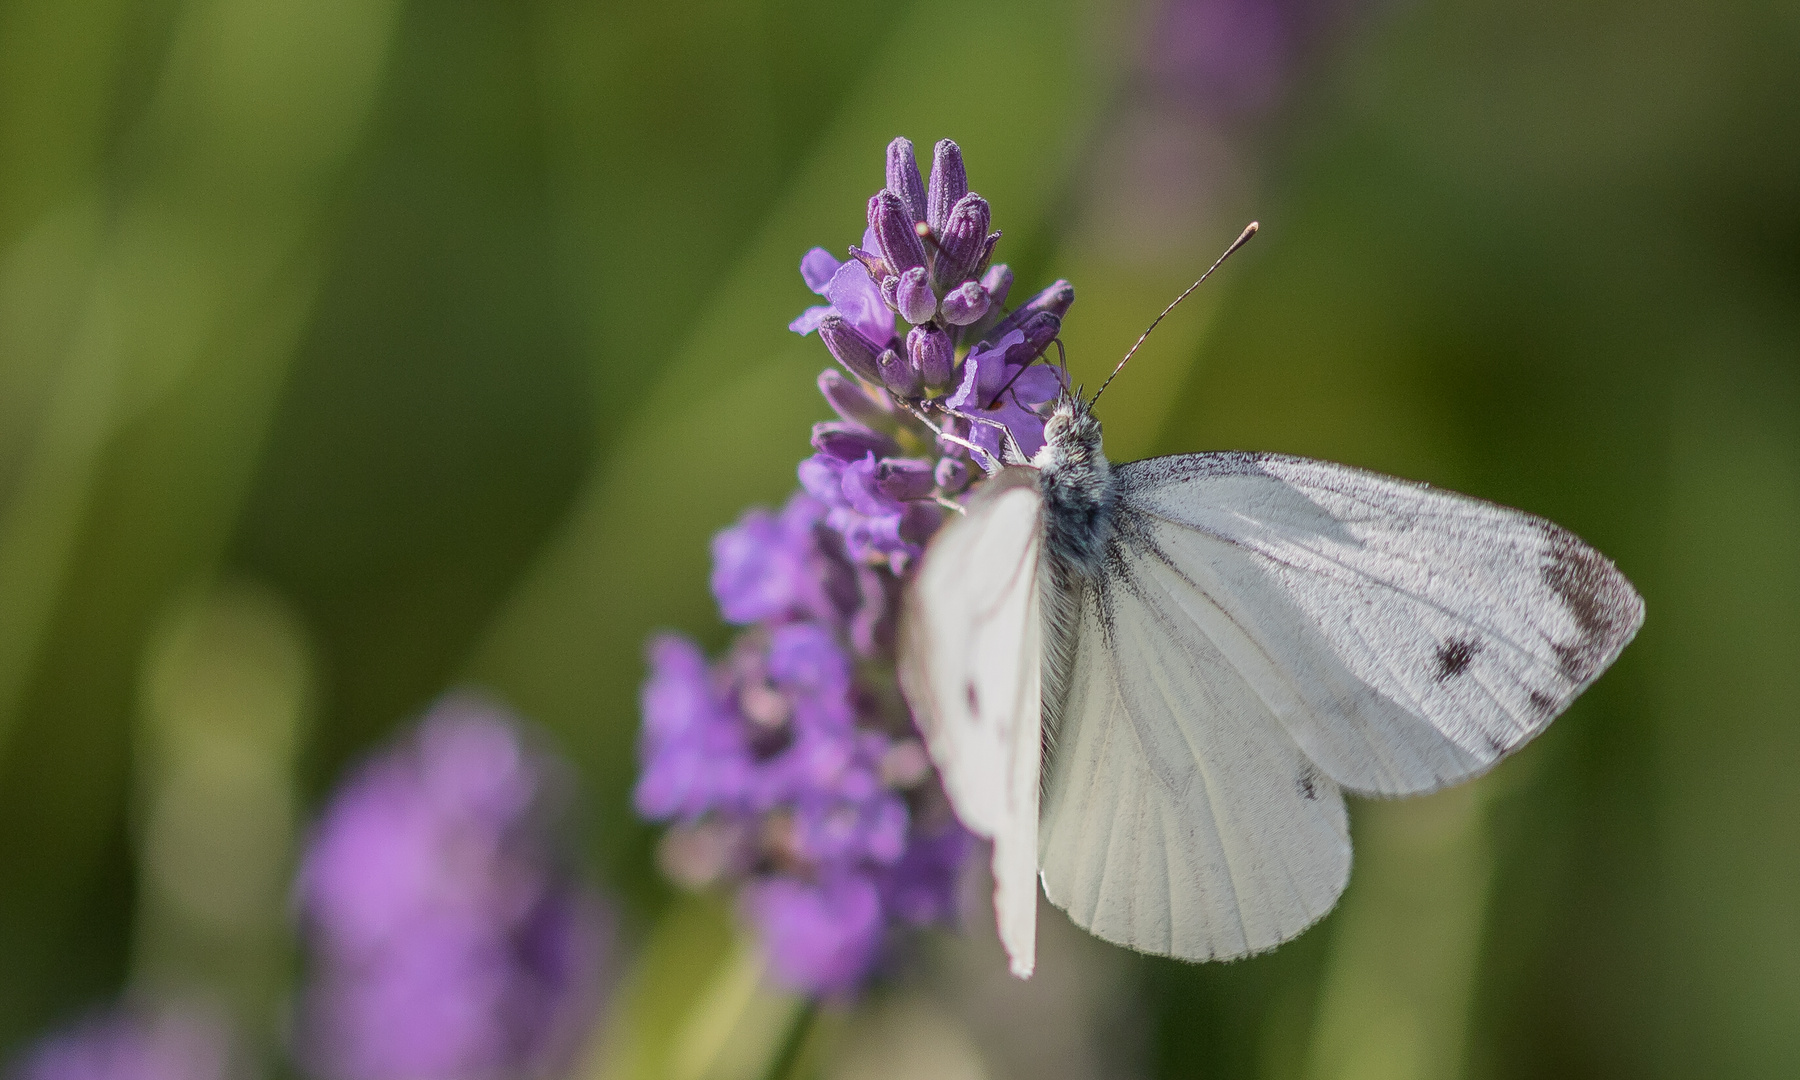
798;454;846;505
788;305;833;336
821;261;893;348
1008;364;1066;404
840;455;902;518
800;248;841;294
946;330;1023;411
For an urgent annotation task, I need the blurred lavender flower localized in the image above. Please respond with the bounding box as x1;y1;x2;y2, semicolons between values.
8;1004;232;1080
638;135;1081;999
296;697;611;1080
636;613;968;997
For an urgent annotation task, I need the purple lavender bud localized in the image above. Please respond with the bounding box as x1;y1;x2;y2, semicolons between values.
926;140;968;235
934;456;970;494
894;267;937;326
884;137;927;226
932;193;991;290
873;458;936;502
1008;310;1063;367
875;348;922;399
817;370;893;430
11;1003;234;1080
939;281;990;326
870;189;926;276
907;325;954;392
811;422;900;462
878;274;899;314
817;315;885;385
983;279;1075;344
979;263;1013;310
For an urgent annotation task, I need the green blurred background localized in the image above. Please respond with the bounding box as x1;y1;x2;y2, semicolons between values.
1;0;1796;1076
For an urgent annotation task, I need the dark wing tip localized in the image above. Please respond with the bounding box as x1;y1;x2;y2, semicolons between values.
1540;524;1645;687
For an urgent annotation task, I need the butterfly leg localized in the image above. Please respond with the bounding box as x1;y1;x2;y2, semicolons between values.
945;409;1027;467
901;402;1003;475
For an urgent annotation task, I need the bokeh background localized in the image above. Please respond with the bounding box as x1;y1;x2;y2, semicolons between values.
1;0;1797;1077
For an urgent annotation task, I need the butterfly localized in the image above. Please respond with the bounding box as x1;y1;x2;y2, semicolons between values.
896;236;1644;979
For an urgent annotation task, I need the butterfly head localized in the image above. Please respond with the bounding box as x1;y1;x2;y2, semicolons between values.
1039;392;1103;465
1036;393;1115;578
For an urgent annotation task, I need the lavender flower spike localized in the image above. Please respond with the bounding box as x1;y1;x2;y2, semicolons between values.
644;134;1098;1000
296;696;612;1080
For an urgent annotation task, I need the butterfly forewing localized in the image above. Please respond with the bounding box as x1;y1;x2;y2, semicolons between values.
898;467;1045;977
1110;452;1645;796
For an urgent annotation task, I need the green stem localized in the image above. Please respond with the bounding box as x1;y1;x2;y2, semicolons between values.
763;998;821;1080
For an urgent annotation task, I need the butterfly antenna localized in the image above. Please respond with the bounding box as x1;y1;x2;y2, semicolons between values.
1090;221;1258;406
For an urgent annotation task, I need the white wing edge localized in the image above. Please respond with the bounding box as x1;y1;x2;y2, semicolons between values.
897;468;1045;978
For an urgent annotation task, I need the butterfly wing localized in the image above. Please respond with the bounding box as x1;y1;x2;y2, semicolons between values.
1037;552;1352;961
1038;451;1642;962
1109;452;1645;796
898;467;1045;977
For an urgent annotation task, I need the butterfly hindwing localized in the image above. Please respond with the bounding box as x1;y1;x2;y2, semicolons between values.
898;467;1044;977
1037;549;1352;961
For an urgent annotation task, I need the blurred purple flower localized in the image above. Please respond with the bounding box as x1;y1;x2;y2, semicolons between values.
8;1004;232;1080
296;697;611;1080
1144;0;1314;114
636;612;964;997
741;875;886;997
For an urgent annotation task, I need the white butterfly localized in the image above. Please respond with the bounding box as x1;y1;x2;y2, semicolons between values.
898;388;1643;979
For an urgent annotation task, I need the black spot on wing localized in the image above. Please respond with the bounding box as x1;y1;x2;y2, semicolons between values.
1528;689;1559;718
1297;767;1320;801
965;681;980;719
1540;525;1643;683
1434;638;1479;682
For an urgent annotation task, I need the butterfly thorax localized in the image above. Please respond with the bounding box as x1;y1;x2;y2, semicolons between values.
1034;399;1116;580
